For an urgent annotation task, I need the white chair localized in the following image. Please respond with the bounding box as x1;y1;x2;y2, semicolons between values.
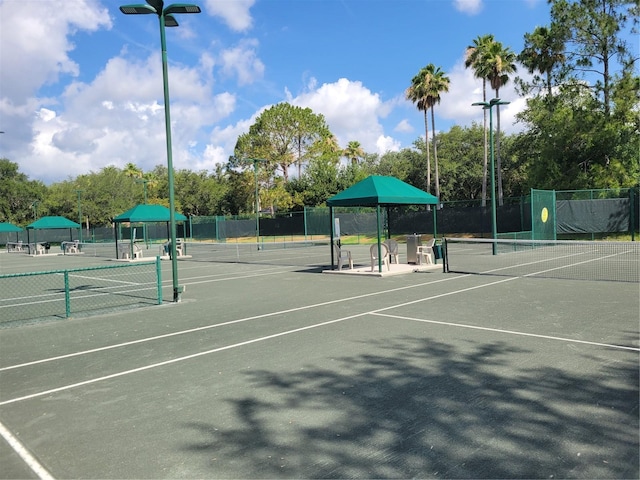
118;243;131;259
66;241;79;254
133;243;143;259
334;244;353;270
417;238;436;265
370;242;390;272
35;243;45;255
384;239;400;264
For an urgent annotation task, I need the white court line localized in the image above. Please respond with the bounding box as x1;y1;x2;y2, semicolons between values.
0;312;369;406
0;420;54;480
1;275;464;372
373;313;640;352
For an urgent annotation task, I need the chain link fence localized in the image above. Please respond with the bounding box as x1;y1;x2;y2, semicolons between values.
0;259;162;326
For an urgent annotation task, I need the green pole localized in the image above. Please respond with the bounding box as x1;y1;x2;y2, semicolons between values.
77;190;83;243
64;271;71;318
254;159;260;247
158;13;181;302
156;256;163;304
488;105;497;255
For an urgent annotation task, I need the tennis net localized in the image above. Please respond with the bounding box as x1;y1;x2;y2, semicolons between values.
443;237;639;283
182;239;331;268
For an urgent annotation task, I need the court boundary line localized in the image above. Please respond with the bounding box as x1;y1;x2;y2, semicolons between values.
0;420;54;480
1;275;465;372
2;271;622;407
373;313;640;352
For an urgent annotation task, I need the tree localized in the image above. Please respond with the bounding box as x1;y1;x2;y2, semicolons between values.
0;159;46;225
465;34;494;207
550;0;639;116
423;64;450;202
123;162;143;179
406;67;433;194
484;39;518;205
232;103;333;183
518;24;567;98
343;141;365;165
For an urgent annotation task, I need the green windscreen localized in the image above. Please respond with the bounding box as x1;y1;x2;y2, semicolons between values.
531;189;556;240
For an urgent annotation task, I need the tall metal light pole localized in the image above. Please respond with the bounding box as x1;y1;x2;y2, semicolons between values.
120;0;200;302
472;98;510;255
249;158;266;248
76;190;84;242
135;178;149;204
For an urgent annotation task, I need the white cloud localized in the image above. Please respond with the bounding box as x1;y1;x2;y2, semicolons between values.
292;78;393;155
220;39;265;85
0;0;112;103
435;56;530;134
203;0;255;32
453;0;483;15
394;119;414;134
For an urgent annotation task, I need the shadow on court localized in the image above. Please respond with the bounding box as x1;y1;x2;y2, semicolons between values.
179;336;638;479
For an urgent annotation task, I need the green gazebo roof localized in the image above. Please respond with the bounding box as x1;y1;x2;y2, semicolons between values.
26;216;81;230
327;175;439;207
0;222;23;232
114;204;187;223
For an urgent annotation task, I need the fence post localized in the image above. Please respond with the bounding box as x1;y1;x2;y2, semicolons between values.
156;256;163;304
64;271;71;318
630;187;636;242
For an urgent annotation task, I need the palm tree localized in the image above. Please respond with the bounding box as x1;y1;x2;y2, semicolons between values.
519;25;566;99
406;68;432;193
343;141;365;166
465;34;494;207
123;162;143;179
485;40;517;205
423;65;450;202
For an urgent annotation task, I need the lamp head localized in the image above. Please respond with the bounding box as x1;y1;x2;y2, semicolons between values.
164;4;201;14
120;4;156;14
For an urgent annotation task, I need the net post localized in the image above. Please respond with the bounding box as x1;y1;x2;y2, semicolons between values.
64;271;71;318
156;255;163;304
442;238;449;273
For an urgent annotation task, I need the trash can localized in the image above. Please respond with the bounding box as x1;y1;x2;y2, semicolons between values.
406;234;421;264
432;242;442;263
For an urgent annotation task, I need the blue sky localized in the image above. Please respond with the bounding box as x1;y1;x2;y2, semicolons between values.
0;0;552;184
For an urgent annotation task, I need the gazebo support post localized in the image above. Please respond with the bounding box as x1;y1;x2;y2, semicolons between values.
329;206;335;270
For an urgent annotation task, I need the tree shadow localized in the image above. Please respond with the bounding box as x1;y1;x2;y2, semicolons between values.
181;336;638;478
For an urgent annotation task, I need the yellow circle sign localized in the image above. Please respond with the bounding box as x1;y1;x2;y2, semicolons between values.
541;207;549;223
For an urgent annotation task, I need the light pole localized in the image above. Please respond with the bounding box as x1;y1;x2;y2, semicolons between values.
120;0;200;302
249;159;266;248
31;200;39;220
472;98;510;255
135;178;149;204
76;190;83;242
135;178;149;245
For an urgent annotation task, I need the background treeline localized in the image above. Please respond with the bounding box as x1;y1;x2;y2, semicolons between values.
1;0;638;228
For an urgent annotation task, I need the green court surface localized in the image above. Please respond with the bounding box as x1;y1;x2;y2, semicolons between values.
0;245;638;479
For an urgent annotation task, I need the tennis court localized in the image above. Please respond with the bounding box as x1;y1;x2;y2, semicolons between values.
0;240;638;479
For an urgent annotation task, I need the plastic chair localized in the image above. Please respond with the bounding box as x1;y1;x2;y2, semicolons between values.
66;241;79;254
417;238;436;265
384;239;400;264
370;242;390;272
334;244;353;270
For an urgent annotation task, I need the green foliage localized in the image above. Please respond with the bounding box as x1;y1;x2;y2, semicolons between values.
0;159;47;225
232;102;333;181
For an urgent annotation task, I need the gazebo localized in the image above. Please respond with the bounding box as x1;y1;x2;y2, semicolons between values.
327;175;439;272
113;204;187;259
26;216;81;254
0;222;23;246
